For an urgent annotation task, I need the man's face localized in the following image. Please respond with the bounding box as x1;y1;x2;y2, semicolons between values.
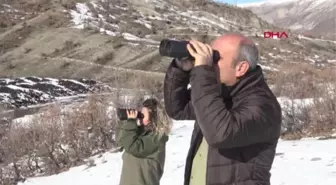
211;35;250;86
211;40;238;86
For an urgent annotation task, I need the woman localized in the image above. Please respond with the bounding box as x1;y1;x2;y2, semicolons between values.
116;98;171;185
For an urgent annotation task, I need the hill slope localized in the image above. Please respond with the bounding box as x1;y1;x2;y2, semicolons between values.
0;0;335;113
0;0;335;87
239;0;336;40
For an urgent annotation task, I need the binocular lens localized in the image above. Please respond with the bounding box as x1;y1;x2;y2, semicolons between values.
159;39;191;59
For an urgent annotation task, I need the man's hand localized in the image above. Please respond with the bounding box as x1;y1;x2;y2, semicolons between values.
127;110;137;119
187;40;213;67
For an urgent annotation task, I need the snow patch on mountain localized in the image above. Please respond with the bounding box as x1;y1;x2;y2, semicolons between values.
0;77;109;108
69;2;159;44
69;0;255;44
239;0;336;39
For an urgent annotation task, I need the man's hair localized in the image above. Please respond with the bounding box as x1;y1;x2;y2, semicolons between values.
233;40;259;70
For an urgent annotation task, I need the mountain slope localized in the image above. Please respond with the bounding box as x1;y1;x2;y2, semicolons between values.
0;0;335;87
239;0;336;40
0;0;335;111
0;77;111;108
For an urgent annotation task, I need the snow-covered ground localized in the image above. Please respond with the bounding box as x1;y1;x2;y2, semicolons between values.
19;121;336;185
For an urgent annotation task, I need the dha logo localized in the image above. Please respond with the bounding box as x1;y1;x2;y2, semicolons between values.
263;31;289;39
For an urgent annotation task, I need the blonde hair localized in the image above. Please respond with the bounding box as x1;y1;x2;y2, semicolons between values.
154;104;173;135
142;98;173;135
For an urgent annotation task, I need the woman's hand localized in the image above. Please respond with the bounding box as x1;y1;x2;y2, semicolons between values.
127;109;138;119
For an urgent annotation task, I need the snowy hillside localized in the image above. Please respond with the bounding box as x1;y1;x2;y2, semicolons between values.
67;0;336;72
1;0;335;84
19;120;336;185
69;0;254;41
0;77;110;108
239;0;336;39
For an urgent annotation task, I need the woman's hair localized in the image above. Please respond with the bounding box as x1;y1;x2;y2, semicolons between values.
142;98;172;135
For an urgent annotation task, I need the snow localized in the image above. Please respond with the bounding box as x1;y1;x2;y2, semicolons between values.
299;35;336;44
68;0;245;45
19;120;336;185
272;139;336;185
0;93;12;102
12;113;40;128
280;49;292;53
122;33;159;44
69;2;159;44
259;64;279;71
277;97;315;113
307;58;316;63
70;3;91;29
176;11;230;30
134;19;152;29
0;77;107;108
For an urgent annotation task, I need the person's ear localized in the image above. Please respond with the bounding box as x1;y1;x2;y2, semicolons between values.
235;61;249;78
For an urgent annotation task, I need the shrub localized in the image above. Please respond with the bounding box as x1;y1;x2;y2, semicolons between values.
0;96;119;184
276;63;336;139
95;52;114;65
60;0;78;10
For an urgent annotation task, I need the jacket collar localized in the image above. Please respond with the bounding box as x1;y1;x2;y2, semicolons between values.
139;123;155;134
221;65;265;98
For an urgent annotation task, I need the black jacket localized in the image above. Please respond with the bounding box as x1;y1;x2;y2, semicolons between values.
164;60;282;185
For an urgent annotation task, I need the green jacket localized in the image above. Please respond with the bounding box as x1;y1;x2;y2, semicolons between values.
116;119;169;185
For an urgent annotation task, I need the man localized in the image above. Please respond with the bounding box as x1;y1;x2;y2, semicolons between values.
163;33;282;185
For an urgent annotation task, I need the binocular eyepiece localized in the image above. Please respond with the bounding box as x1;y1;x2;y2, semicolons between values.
159;39;220;63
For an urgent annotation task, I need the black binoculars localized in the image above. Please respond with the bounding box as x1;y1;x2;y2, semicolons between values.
116;108;144;121
159;39;220;63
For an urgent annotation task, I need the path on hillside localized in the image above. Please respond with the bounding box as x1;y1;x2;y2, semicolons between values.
29;54;166;78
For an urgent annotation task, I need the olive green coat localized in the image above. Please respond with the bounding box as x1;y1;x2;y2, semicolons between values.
116;119;169;185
